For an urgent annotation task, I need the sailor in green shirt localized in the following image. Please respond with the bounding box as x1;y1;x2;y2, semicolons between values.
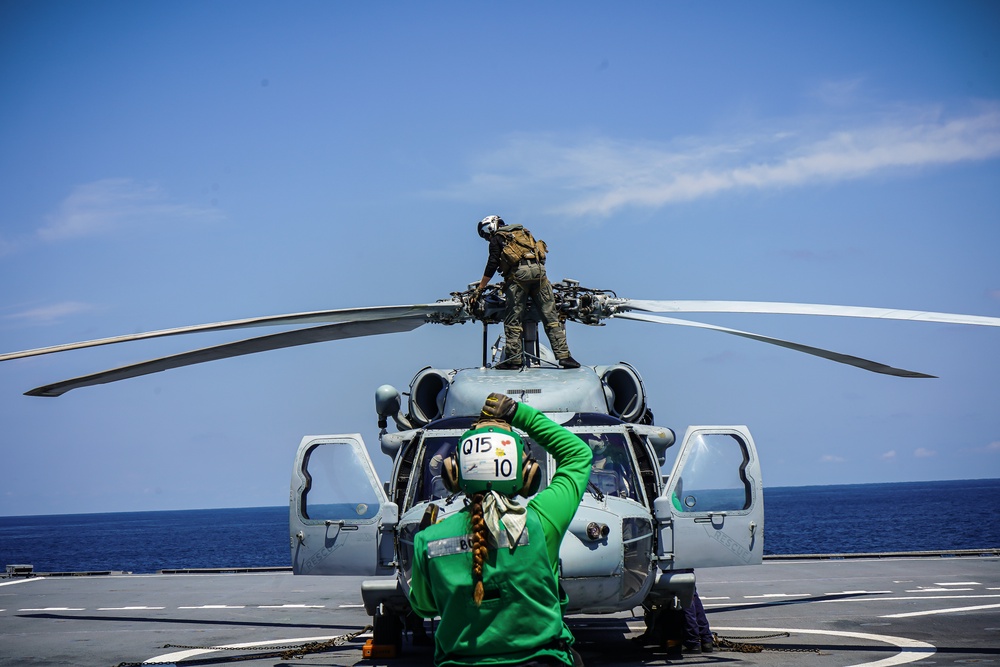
409;392;592;667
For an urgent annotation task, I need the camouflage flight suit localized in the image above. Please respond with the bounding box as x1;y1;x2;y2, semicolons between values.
503;258;570;362
479;223;571;364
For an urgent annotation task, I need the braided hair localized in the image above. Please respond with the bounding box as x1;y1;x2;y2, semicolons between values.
470;492;488;606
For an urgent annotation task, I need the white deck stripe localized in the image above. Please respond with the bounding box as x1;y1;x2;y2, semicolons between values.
0;578;45;588
882;602;1000;618
713;626;935;667
145;634;356;664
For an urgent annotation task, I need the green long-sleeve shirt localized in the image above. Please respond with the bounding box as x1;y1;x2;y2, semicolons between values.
408;403;592;666
515;402;593;566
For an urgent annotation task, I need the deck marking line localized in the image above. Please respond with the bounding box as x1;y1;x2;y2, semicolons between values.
906;587;972;593
145;634;357;664
98;606;165;611
850;594;1000;602
882;602;1000;619
934;582;979;586
713;626;935;667
0;578;46;588
706;593;1000;610
339;603;366;608
744;593;810;598
178;605;246;609
259;604;325;608
18;607;85;611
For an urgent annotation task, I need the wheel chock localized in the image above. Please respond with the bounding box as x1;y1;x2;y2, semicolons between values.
363;638;398;659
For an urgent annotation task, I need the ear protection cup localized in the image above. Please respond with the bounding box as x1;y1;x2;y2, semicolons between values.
442;453;461;493
519;457;541;497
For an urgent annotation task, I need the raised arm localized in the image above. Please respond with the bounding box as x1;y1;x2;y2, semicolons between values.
512;402;592;564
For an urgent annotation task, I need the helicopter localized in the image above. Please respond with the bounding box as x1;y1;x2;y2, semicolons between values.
3;278;999;652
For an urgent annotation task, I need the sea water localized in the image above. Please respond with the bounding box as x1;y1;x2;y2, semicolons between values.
1;479;998;574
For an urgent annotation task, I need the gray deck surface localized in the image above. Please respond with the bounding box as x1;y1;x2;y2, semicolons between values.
2;555;998;666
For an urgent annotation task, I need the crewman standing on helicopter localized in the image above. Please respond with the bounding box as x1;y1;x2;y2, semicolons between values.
474;215;580;369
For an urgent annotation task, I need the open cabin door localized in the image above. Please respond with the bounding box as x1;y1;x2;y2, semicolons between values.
290;434;397;576
655;426;763;570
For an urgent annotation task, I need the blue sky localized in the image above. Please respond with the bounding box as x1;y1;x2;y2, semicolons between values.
1;1;998;517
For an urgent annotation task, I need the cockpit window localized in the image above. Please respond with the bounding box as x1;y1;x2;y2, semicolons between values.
420;437;459;501
580;431;640;501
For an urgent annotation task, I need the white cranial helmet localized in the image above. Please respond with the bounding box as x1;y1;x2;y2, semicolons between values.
477;215;505;239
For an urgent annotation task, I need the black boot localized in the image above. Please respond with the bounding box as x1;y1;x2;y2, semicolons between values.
559;356;581;369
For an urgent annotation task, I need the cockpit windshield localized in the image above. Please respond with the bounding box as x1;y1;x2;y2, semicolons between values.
411;423;641;505
578;430;641;501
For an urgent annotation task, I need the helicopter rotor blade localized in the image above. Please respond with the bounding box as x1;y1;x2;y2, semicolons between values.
0;302;465;363
614;311;936;378
26;316;430;397
621;300;1000;328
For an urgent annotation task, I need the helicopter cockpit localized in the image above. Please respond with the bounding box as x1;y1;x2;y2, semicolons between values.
411;424;641;505
582;431;640;502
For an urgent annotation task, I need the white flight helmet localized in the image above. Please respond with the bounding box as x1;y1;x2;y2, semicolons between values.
477;215;505;239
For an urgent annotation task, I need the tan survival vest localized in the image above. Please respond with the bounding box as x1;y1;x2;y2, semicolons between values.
497;224;548;276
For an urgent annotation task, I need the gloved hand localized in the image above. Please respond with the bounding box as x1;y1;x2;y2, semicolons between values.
480;392;517;423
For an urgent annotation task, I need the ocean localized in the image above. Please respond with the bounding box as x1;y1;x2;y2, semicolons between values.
2;479;998;574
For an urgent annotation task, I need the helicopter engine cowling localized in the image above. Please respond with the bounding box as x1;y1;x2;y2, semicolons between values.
598;363;648;423
407;367;452;426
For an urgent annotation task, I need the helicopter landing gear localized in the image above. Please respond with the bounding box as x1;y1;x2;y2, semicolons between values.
366;604;403;658
632;599;685;659
367;604;433;657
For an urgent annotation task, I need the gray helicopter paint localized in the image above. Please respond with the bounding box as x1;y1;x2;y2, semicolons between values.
658;426;764;571
289;435;393;578
441;366;609;417
288;419;763;617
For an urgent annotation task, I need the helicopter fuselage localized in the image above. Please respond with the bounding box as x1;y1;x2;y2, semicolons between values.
288;364;764;620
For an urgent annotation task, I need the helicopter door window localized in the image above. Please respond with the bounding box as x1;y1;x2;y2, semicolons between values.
671;433;751;512
302;444;381;521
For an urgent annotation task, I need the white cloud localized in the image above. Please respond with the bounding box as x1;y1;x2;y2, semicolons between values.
986;441;1000;452
5;301;97;326
821;454;846;463
880;450;897;461
38;178;223;242
439;105;1000;217
914;447;937;458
